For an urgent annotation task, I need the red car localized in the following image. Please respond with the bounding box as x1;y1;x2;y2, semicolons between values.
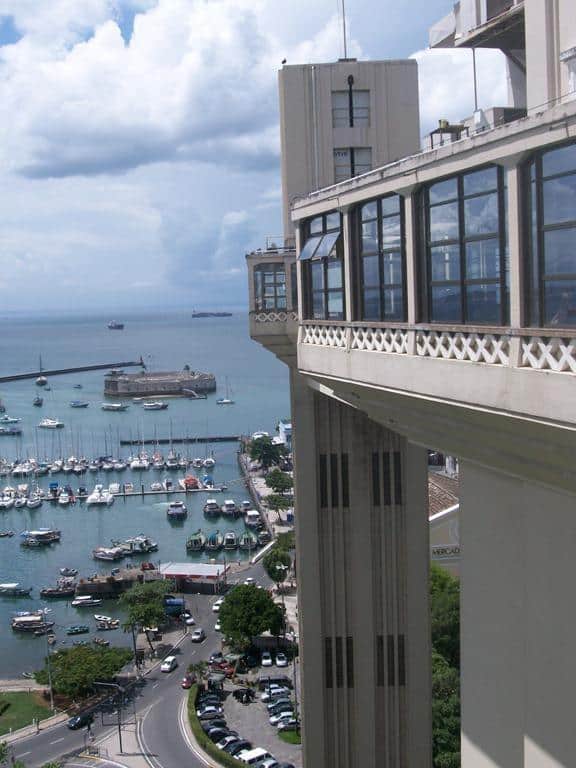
181;675;194;689
141;562;156;571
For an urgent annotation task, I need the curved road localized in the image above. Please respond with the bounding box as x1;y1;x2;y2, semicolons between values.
10;562;270;768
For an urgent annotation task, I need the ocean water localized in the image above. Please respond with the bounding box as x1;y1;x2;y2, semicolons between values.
0;310;290;676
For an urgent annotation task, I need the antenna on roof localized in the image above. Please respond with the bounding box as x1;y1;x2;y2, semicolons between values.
341;0;348;59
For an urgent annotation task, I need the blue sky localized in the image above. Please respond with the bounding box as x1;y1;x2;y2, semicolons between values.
0;0;507;311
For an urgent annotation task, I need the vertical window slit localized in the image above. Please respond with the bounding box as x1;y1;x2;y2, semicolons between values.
319;454;328;509
387;634;395;686
324;637;333;689
346;636;354;688
372;452;380;506
398;634;406;687
383;453;392;506
393;451;403;505
376;635;384;686
335;636;344;688
341;453;349;508
330;453;339;508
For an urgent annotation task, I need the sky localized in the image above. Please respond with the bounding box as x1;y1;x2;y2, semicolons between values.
0;0;508;312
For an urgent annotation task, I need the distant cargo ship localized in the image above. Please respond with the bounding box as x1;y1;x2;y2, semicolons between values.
107;321;124;330
191;311;232;318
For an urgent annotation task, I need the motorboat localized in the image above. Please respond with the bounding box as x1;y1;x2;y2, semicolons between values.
71;595;102;607
150;482;162;491
40;581;76;598
50;460;63;472
130;455;149;470
192;458;203;469
86;485;115;506
0;531;14;538
180;475;199;490
0;496;14;510
221;499;239;517
238;530;258;551
116;535;158;555
94;614;113;623
223;531;238;550
203;456;216;469
205;531;224;551
0;415;21;424
33;396;43;407
244;509;262;528
66;625;90;635
96;619;120;631
0;427;22;436
58;492;71;506
123;482;134;493
186;529;206;552
162;478;173;492
35;376;48;387
11;612;54;633
14;497;27;509
38;418;64;429
0;583;32;597
142;401;168;410
167;501;187;520
107;321;124;330
108;482;120;494
73;384;83;389
165;452;180;470
69;401;89;408
203;498;220;517
26;494;42;509
101;403;129;412
152;459;165;471
60;567;78;577
101;462;114;471
92;546;125;561
93;637;110;647
113;460;128;471
20;529;61;545
88;461;100;472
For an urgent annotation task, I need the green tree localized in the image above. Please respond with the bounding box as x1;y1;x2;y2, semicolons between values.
249;436;285;470
430;564;460;669
265;494;292;521
0;743;8;765
120;580;175;653
265;469;293;495
218;585;283;651
262;548;292;587
432;651;460;768
35;646;132;699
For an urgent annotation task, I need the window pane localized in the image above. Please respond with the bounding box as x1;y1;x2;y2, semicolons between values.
381;214;401;247
313;231;340;260
332;91;348;108
542;143;576;178
543;227;576;275
352;91;370;126
354;148;372;175
430;201;459;242
290;263;298;308
334;148;351;182
327;291;344;319
362;255;379;286
313;291;325;319
363;288;381;320
381;195;400;217
353;90;370;108
300;235;322;260
275;268;285;282
277;297;287;309
544;280;576;326
309;217;323;235
464;192;499;236
466;283;501;324
311;262;324;290
465;239;500;280
361;219;378;254
382;251;402;285
431;244;460;282
431;285;462;322
325;212;341;231
543;175;576;225
383;287;404;321
463;167;498;196
361;201;378;221
327;260;343;289
277;284;286;297
429;178;458;204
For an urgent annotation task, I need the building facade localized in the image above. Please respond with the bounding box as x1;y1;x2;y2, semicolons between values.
248;10;576;766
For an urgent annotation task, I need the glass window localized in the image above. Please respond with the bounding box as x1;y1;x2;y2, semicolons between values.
424;166;507;324
357;194;406;322
302;211;345;321
310;217;324;235
332;90;370;128
300;235;322;261
290;262;298;310
334;147;372;182
313;231;340;260
354;148;372;176
327;260;343;289
311;261;324;290
526;141;576;327
254;263;287;312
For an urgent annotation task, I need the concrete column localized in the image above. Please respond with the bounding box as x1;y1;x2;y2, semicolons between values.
460;461;576;768
295;223;304;320
503;160;525;329
291;376;431;768
401;190;419;325
342;207;354;322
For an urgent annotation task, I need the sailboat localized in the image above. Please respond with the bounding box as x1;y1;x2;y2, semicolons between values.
216;377;235;405
36;356;47;387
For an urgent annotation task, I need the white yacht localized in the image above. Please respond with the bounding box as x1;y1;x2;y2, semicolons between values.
101;403;129;412
0;415;21;424
86;485;115;506
38;418;64;429
203;456;216;469
0;496;14;509
14;497;27;508
26;495;42;509
71;595;102;607
142;401;168;410
58;492;71;506
130;455;149;471
92;546;124;561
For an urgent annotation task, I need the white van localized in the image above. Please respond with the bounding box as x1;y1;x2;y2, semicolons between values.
160;655;178;672
237;747;274;765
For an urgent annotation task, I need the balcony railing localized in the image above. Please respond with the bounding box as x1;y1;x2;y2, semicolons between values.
299;321;576;374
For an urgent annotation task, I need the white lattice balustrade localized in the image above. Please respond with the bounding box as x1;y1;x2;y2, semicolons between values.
254;311;298;323
351;327;408;354
416;330;510;365
521;337;576;372
302;325;347;348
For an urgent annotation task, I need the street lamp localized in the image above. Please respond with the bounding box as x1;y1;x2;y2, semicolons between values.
94;681;125;754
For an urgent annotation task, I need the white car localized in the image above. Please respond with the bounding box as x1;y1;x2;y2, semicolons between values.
212;598;225;613
260;686;290;702
185;616;196;626
160;655;178;673
275;652;288;667
196;705;223;717
261;651;273;667
244;577;255;585
269;710;295;726
214;620;221;632
190;628;206;642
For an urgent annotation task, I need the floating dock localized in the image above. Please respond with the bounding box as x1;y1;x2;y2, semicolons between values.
0;359;144;384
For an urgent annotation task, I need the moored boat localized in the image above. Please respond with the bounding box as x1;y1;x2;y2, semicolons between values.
205;530;224;551
221;499;239;517
33;396;43;407
86;485;114;506
238;530;258;551
167;501;187;520
20;529;61;546
38;418;64;429
40;583;76;598
116;535;158;555
107;321;124;330
101;403;129;412
71;595;102;607
69;401;89;408
223;531;238;550
11;612;54;633
96;619;120;631
142;401;168;410
60;567;78;577
92;546;125;562
0;531;14;538
66;625;90;635
203;498;220;517
186;529;206;552
0;583;32;597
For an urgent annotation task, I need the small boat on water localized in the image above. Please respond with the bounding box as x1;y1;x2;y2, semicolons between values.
12;612;54;633
60;567;78;577
93;546;125;562
203;456;216;469
167;501;187;520
66;625;90;635
35;376;48;387
40;583;76;598
0;531;14;538
58;492;71;506
101;403;129;412
71;595;102;607
186;529;206;552
203;498;220;517
115;535;158;555
33;395;43;407
0;415;21;424
0;427;22;437
238;530;258;551
38;418;64;429
192;458;203;469
20;529;61;546
94;613;113;623
107;321;124;330
73;384;83;389
94;637;110;647
86;485;114;506
96;619;119;631
14;497;26;508
221;499;239;517
150;482;162;491
205;531;224;551
142;401;168;410
180;475;199;490
0;583;32;597
0;496;14;509
130;455;149;470
69;401;89;408
26;494;42;509
223;531;238;550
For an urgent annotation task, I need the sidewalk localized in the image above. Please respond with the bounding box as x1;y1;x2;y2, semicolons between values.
2;712;69;745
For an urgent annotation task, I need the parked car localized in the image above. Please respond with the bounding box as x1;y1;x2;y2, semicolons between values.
201;719;227;732
261;686;290;702
277;763;297;768
244;577;255;585
214;619;221;632
191;628;206;642
160;655;178;673
198;710;225;721
258;675;292;690
207;728;236;743
267;697;292;712
67;712;94;730
277;720;300;733
185;615;196;626
258;760;279;768
226;740;253;756
269;710;295;726
197;704;223;717
210;651;224;663
261;651;273;667
181;674;194;689
275;652;288;667
216;735;241;750
212;597;225;612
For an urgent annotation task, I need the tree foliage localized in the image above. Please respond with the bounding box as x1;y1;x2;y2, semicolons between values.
119;580;174;649
266;494;292;512
249;436;285;470
265;469;293;495
262;548;292;585
430;564;460;669
35;646;132;699
218;585;283;650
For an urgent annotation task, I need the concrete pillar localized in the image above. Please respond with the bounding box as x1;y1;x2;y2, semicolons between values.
460;461;576;768
342;207;354;322
291;374;432;768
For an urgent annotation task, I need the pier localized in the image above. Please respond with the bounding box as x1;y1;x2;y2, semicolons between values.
119;435;240;445
0;358;144;384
